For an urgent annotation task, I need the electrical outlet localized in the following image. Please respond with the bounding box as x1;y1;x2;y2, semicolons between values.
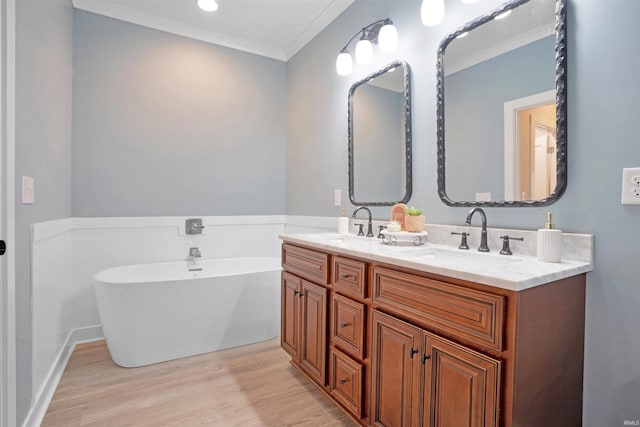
621;167;640;205
334;189;341;207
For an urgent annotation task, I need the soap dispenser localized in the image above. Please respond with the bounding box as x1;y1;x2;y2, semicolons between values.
537;212;562;263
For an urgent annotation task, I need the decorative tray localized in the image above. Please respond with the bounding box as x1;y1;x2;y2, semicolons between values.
380;230;428;246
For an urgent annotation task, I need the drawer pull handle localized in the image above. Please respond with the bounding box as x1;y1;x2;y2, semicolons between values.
293;290;299;296
339;323;350;328
340;274;353;279
423;353;431;363
338;379;348;385
410;348;419;358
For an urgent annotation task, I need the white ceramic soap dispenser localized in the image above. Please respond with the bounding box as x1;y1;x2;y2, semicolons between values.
537;212;562;263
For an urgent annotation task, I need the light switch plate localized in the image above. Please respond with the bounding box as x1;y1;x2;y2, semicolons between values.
621;167;640;205
21;176;34;204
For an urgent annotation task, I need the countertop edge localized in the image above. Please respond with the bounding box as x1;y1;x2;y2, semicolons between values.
280;234;593;292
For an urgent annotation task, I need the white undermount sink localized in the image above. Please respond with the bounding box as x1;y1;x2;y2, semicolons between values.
305;233;522;265
423;246;522;264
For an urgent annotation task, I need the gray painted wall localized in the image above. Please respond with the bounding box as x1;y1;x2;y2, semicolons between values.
72;11;287;216
286;0;640;425
15;0;74;423
445;36;555;201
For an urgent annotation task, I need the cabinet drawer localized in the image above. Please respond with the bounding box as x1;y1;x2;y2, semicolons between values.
331;294;365;360
329;348;364;419
282;244;330;285
372;266;505;351
332;256;366;299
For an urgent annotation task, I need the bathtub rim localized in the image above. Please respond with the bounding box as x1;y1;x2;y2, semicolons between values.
93;256;282;285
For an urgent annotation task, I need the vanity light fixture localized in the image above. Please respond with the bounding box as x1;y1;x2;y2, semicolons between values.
335;18;398;76
421;0;445;26
355;36;374;64
196;0;218;12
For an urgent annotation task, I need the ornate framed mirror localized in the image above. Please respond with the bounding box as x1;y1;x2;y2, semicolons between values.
436;0;566;207
349;60;412;206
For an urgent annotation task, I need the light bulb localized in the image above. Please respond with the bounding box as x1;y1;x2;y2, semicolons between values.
336;51;353;76
355;39;373;64
196;0;218;12
378;23;398;52
421;0;445;26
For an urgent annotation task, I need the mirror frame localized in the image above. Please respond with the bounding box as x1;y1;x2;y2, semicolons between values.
348;60;412;206
436;0;567;207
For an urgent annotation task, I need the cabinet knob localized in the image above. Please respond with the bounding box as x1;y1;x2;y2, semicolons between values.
422;353;431;363
339;323;350;328
293;290;299;296
410;348;419;358
338;379;347;385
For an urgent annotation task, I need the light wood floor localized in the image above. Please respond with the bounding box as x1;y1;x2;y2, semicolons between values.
42;339;356;427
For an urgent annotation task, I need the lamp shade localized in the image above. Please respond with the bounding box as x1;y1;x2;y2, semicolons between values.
421;0;445;26
355;39;373;64
378;23;398;52
336;51;353;76
196;0;218;12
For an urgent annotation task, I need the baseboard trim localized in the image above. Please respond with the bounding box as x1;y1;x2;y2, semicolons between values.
21;325;103;427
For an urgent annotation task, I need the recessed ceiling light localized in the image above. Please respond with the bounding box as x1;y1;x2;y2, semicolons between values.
196;0;218;12
495;10;511;20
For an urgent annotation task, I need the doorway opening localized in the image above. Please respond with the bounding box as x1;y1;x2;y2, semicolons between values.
504;90;556;201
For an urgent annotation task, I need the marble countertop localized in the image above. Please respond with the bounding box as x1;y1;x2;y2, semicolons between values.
280;232;593;292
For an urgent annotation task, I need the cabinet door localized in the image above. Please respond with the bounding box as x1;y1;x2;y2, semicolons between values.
422;332;501;427
300;280;328;385
281;272;301;361
371;310;422;427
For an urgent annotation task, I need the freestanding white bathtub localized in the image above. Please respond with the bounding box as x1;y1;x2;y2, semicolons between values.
94;257;281;368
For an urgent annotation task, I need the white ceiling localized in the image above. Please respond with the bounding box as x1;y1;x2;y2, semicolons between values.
72;0;355;61
445;0;555;75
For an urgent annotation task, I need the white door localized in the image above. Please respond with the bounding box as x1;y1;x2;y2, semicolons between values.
533;132;549;199
530;113;557;200
0;0;16;425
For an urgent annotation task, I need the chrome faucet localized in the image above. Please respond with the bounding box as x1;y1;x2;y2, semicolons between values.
352;207;374;237
188;247;202;264
465;208;490;252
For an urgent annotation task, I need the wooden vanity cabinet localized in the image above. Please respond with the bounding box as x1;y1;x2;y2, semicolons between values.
329;256;369;422
370;310;501;427
281;272;301;360
280;241;586;427
281;244;330;386
281;271;328;385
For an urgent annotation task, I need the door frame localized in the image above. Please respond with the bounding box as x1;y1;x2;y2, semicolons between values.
503;89;555;200
0;0;16;425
